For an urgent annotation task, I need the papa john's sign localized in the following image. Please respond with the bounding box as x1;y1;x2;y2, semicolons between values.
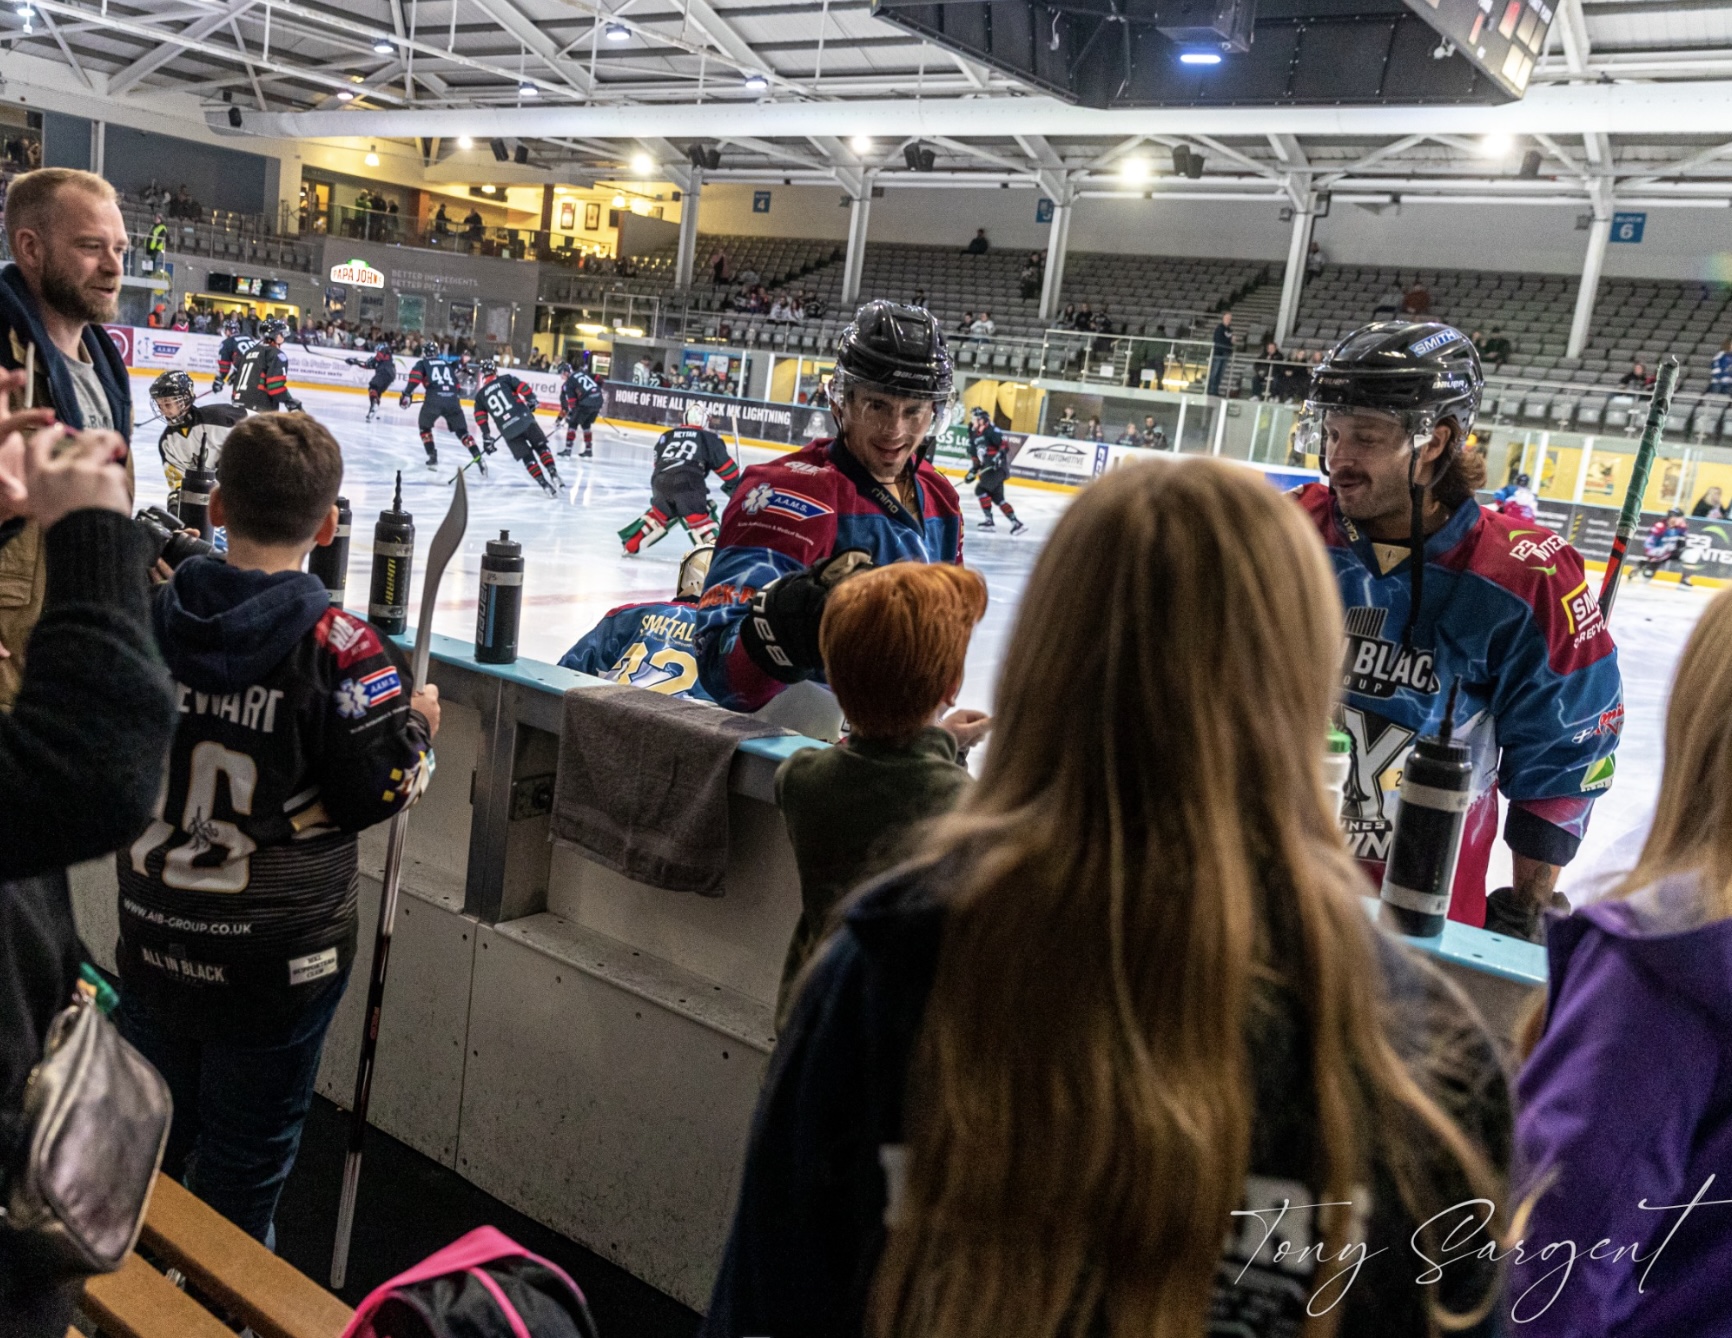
329;259;385;289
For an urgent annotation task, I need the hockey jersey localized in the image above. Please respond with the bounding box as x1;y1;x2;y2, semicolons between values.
654;426;738;487
404;357;461;402
696;438;964;712
215;333;254;385
967;419;1012;473
1294;483;1622;928
474;374;539;439
158;402;247;495
560;370;605;411
559;598;714;702
1644;517;1689;558
349;347;397;388
234;343;291;406
117;561;431;1024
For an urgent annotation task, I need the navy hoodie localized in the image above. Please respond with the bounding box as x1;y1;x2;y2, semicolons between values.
116;557;431;1029
0;263;132;435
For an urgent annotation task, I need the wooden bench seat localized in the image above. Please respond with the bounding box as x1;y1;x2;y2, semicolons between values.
77;1173;353;1338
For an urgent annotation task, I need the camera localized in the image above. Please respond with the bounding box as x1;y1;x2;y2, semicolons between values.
135;506;218;569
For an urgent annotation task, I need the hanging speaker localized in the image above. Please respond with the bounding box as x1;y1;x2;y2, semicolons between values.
490;138;510;162
1520;148;1543;178
1184;150;1205;179
1171;144;1191;175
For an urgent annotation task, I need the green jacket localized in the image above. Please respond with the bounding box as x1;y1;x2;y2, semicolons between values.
773;726;971;1025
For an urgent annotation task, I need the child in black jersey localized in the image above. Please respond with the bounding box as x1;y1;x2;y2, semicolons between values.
115;412;441;1244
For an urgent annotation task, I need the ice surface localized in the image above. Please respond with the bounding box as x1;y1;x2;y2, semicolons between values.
130;380;1696;901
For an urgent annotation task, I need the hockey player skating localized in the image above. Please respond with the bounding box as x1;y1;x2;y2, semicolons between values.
555;361;606;457
232;320;301;412
964;405;1026;534
559;545;715;700
149;370;247;510
346;342;398;420
1294;321;1623;941
400;342;485;471
474;359;563;495
620;405;741;554
212;318;253;393
1640;508;1694;586
695;300;965;712
1490;471;1538;521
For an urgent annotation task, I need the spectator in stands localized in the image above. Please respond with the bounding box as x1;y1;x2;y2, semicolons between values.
632;355;653;385
1481;327;1512;366
1115;421;1141;446
788;294;806;323
433;202;450;235
1053;405;1079;437
0;169;137;704
1086;415;1104;442
769;295;792;323
1619;360;1654;391
148;301;166;328
463;206;484;248
1019;252;1043;301
962;228;989;255
970;311;996;342
710;247;729;284
1144;415;1168;450
1710;338;1732;394
1693;486;1726;519
1251;338;1283;398
1511;587;1732;1335
1305;240;1326;279
1372;283;1404;319
145;214;168;274
705;459;1511;1338
957;311;975;338
1073;302;1094;331
1207;310;1234;397
911;287;927;309
1401;279;1431;316
0;369;178;1338
1058;301;1077;327
170;309;190;332
737;263;760;287
772;562;989;1025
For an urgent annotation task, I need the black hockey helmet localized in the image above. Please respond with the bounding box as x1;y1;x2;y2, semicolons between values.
970;405;988;419
1304;321;1483;442
477;358;497;377
832;300;954;403
555;361;573;377
1668;506;1685;518
261;319;288;344
222;317;239;336
422;341;440;359
1515;472;1531;487
375;341;391;355
150;370;196;425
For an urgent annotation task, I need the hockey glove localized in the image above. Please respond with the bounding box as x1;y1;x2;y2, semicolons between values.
963;468;979;484
400;394;414;409
722;476;740;496
283;397;304;412
211;375;225;393
739;549;874;683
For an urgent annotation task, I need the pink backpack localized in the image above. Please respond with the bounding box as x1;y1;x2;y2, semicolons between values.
340;1226;599;1338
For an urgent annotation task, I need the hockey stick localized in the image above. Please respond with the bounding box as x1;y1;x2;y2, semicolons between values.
329;468;469;1290
1598;356;1679;620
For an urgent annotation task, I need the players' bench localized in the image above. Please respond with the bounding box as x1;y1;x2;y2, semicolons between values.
77;1173;352;1338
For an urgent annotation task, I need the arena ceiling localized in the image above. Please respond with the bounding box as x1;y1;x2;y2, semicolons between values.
13;0;1732;207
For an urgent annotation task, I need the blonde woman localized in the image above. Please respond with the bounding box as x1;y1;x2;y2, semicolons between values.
704;459;1511;1338
1512;587;1732;1335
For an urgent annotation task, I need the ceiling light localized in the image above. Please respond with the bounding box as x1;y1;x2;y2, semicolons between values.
629;199;650;215
1121;156;1150;182
605;21;629;40
850;134;872;154
1480;132;1514;157
1179;50;1222;64
457;135;474;150
519;81;538;96
743;72;768;91
364;149;380;166
372;36;393;53
611;193;626;207
631;152;653;175
480;184;497;194
336;90;355;101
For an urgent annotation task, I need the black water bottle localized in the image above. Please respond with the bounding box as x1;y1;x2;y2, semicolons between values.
176;447;216;541
368;473;414;635
475;530;523;664
1380;680;1474;938
307;496;352;607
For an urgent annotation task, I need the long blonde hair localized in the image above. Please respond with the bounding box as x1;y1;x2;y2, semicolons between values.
869;459;1502;1338
1614;585;1732;914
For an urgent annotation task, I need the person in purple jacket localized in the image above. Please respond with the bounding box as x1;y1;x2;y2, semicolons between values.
1512;586;1732;1335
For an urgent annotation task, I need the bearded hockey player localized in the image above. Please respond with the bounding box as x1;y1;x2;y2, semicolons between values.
150;370;247;510
556;362;606;458
400;342;484;471
232;320;301;412
695;300;965;713
346;342;397;420
964;405;1025;534
474;360;561;495
213;318;253;393
619;404;741;554
558;545;715;701
1293;321;1623;941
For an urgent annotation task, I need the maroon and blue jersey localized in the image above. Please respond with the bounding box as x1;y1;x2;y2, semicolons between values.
559;599;711;702
696;438;964;712
1294;483;1622;929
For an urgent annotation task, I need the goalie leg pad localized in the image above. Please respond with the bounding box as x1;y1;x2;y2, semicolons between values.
620;508;671;554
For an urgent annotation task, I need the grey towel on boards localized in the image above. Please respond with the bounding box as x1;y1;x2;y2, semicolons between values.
551;683;791;895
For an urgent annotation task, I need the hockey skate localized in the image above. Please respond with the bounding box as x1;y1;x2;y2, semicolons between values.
976;516;996;531
365;406;377;423
558;447;573;458
580;446;593;458
1010;519;1028;536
